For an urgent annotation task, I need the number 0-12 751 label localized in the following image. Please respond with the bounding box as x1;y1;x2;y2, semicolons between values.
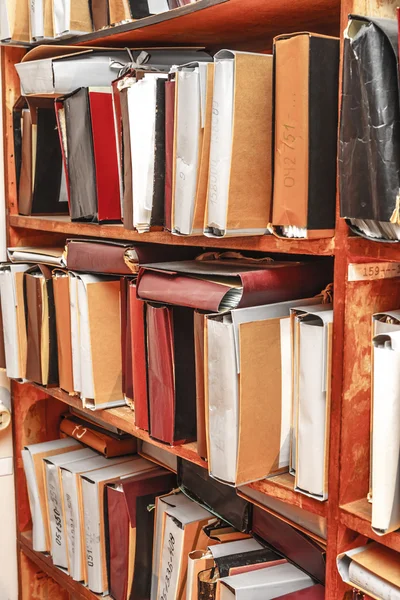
348;262;400;281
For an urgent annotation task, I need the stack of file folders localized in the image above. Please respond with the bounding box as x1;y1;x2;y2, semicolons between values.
1;244;334;499
13;39;340;239
21;421;326;598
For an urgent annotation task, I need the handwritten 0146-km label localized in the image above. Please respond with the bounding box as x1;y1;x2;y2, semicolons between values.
348;262;400;282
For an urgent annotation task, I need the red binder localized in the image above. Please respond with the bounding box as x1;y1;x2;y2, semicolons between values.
130;282;149;431
146;303;196;445
137;258;332;312
89;89;121;222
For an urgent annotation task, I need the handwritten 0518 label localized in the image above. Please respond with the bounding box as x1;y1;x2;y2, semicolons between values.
348;262;400;282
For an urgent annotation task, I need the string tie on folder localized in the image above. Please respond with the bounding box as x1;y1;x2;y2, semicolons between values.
110;49;159;79
318;282;333;304
389;190;400;225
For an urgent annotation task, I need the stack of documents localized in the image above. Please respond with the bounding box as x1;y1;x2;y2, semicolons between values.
170;62;214;235
337;543;400;599
0;0;30;42
60;453;134;582
15;47;132;95
205;297;325;486
21;437;82;551
204;50;273;238
68;273;124;409
44;447;96;567
272;33;339;239
81;457;156;594
24;265;59;386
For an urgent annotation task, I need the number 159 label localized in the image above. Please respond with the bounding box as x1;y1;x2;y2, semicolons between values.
348;262;400;281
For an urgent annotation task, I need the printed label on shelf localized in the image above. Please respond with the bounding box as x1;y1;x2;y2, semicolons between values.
348;262;400;282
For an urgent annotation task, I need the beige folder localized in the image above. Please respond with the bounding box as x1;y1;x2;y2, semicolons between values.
204;50;273;238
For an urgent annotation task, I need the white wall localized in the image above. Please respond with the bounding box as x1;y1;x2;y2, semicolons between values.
0;372;18;600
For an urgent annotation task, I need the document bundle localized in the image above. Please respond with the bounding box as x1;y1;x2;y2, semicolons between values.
337;542;400;600
21;426;326;597
340;15;400;241
1;244;333;496
13;41;339;239
205;297;328;487
272;33;339;239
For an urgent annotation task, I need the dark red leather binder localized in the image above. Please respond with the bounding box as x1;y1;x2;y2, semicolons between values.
106;468;176;600
164;78;175;231
252;507;326;584
274;584;325;599
65;238;198;275
137;258;332;312
130;282;149;431
146;303;196;445
89;88;121;222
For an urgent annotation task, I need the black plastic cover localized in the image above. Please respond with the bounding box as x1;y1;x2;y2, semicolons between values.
339;15;400;222
177;459;252;532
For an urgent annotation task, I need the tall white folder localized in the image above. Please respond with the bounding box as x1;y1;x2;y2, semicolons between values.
368;310;400;504
217;563;313;600
206;297;322;486
172;62;213;236
293;305;333;501
204;50;273;238
127;73;168;233
60;454;132;582
44;447;96;568
81;457;156;594
206;57;234;236
371;330;400;535
21;437;81;551
69;272;125;410
0;263;31;380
